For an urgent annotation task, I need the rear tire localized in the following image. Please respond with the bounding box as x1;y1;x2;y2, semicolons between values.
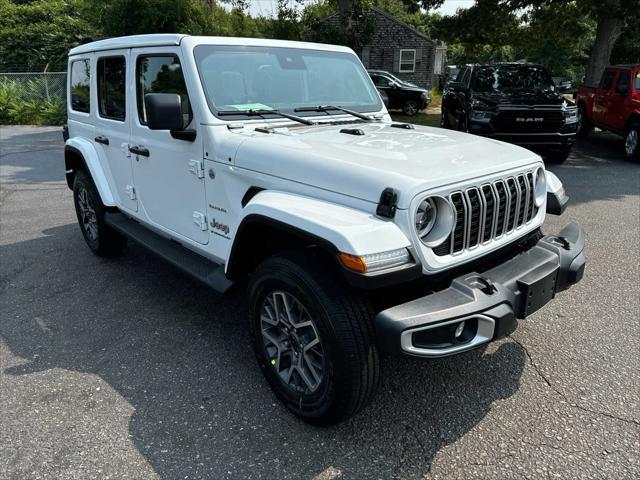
249;251;379;426
624;123;640;162
576;104;592;138
73;170;127;257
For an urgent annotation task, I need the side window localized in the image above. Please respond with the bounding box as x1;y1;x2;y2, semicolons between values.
97;56;126;121
635;71;640;91
600;70;616;91
372;75;390;87
461;68;471;87
615;72;631;95
136;55;191;127
70;59;91;113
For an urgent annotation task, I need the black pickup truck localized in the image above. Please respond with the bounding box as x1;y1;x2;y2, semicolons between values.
441;63;578;162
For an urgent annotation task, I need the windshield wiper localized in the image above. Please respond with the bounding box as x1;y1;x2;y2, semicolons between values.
217;109;315;126
294;105;375;122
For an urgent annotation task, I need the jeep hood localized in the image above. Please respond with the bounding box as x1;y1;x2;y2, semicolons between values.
232;122;540;209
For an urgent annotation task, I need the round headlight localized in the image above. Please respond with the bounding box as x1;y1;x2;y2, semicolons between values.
414;196;455;247
415;198;437;238
534;168;546;207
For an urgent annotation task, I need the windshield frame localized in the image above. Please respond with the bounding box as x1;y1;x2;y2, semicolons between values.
193;44;384;121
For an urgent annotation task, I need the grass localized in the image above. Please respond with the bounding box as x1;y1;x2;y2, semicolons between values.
389;92;442;128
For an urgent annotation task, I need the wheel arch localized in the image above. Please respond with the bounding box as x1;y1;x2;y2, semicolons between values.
225;191;417;288
226;214;340;283
65;138;116;206
624;111;640;132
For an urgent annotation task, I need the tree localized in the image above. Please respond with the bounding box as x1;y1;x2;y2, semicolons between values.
405;0;637;85
83;0;216;36
0;0;95;71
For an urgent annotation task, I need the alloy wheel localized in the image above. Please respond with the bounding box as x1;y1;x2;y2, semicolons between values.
77;187;98;242
625;129;638;157
404;101;418;116
260;291;325;394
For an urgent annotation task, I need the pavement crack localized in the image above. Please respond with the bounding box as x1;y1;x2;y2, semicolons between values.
508;335;640;427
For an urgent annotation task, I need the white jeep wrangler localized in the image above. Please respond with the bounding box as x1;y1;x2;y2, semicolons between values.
64;35;585;426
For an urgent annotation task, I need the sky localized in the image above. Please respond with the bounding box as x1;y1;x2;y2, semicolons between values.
241;0;475;18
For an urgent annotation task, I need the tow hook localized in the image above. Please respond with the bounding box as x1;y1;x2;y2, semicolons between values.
477;277;497;295
549;236;571;250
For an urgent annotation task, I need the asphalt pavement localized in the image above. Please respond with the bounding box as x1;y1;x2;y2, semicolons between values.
1;125;638;480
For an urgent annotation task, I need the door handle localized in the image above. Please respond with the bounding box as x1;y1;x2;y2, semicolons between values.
129;145;149;157
94;135;109;145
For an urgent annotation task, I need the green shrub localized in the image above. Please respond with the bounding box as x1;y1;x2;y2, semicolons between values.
8;99;43;124
0;79;67;125
0;80;20;123
42;97;67;125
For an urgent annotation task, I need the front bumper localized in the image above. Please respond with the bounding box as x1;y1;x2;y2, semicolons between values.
375;223;586;357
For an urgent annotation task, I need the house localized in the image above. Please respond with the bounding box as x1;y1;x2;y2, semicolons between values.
308;7;445;90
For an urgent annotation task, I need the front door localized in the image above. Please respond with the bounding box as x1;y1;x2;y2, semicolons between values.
93;51;137;212
130;48;208;245
606;70;631;130
593;69;616;124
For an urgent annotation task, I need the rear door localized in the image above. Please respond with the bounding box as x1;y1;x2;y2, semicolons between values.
593;69;616;124
130;48;208;245
93;51;137;212
606;70;631;130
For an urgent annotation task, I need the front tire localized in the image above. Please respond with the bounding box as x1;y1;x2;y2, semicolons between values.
73;170;126;256
624;124;640;161
576;104;592;138
249;251;379;426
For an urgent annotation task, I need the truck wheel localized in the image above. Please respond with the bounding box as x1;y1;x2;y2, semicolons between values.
73;170;126;256
403;100;419;116
248;251;379;426
624;124;639;161
576;104;592;138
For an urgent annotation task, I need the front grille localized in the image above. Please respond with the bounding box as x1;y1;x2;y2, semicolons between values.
433;172;539;257
493;110;564;133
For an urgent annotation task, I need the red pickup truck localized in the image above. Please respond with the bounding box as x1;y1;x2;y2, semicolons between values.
575;64;640;160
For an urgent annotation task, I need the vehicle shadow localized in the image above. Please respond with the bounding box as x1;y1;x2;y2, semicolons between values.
546;131;639;209
0;126;65;184
0;223;526;479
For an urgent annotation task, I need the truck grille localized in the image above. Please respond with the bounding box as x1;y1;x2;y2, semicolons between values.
433;172;539;256
493;110;564;133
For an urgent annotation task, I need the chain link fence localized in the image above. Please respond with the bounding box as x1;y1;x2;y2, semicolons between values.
0;72;67;102
0;72;67;125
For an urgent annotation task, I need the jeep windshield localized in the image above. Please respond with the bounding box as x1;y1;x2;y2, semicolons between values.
194;45;382;119
472;65;556;93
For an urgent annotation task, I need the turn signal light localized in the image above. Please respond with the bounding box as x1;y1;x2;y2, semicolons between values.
338;248;411;273
337;252;368;273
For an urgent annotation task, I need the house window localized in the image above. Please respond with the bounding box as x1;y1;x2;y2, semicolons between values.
399;49;416;73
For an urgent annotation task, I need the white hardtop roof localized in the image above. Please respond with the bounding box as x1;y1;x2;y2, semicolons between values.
69;34;353;56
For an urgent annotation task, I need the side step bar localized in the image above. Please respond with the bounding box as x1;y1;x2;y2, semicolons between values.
105;212;233;294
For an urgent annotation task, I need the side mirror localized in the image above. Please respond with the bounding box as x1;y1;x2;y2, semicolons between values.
389;81;399;89
617;84;629;96
447;81;467;92
145;93;184;131
558;81;572;93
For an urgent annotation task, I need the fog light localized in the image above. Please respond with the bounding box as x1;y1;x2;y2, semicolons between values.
454;321;465;339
